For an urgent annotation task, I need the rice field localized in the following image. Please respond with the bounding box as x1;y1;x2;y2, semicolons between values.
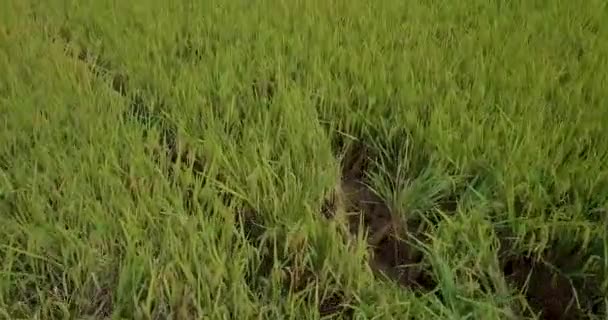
1;0;607;319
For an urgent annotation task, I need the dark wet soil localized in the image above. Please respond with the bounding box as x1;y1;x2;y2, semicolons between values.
324;138;607;319
318;291;354;319
338;178;435;290
322;140;437;293
498;236;605;320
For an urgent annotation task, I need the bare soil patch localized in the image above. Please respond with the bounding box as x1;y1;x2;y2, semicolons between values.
498;235;605;320
323;139;438;292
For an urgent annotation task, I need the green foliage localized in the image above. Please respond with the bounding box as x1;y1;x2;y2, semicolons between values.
0;0;607;318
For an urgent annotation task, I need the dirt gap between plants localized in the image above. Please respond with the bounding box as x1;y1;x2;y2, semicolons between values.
323;139;438;292
497;233;605;320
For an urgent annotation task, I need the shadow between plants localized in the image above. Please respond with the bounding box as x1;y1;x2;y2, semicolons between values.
235;202;355;319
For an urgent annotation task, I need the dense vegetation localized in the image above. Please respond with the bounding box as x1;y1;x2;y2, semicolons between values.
1;0;607;319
